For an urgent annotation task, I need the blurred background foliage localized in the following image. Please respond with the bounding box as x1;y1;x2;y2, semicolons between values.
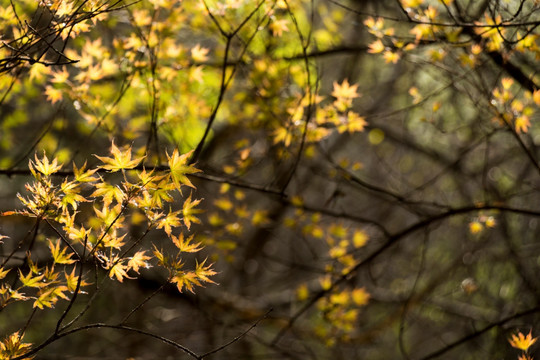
1;0;540;359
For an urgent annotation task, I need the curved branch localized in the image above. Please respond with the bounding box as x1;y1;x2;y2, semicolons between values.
12;323;199;360
271;203;540;344
419;305;540;360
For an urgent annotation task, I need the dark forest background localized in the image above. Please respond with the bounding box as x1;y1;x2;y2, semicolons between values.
1;0;540;359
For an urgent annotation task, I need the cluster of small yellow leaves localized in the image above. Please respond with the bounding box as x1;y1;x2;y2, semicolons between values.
364;17;402;63
314;286;370;345
153;234;215;294
367;2;512;67
323;81;367;133
0;269;21;308
286;202;370;274
472;12;540;60
287;203;371;344
490;78;538;134
222;140;256;175
274;93;317;147
201;184;270;261
364;17;394;39
514;33;539;54
17;153;82;219
475;15;506;52
367;0;537;75
273;124;299;147
274;80;367;147
6;250;79;310
325;225;369;273
458;44;483;68
6;143;214;302
0;0;228;166
0;0;100;73
297;280;370;346
170;259;216;293
0;331;33;360
468;215;496;234
409;6;439;42
31;0;219;145
48;36;119;105
92;145;209;288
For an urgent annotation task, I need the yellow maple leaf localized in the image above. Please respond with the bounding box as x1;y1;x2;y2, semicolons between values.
64;268;90;292
132;9;152;27
51;67;70;84
128;251;151;273
351;287;370;306
29;62;51;81
191;44;210;62
501;77;514;90
338;111;368;133
167;149;201;192
0;332;32;359
101;232;126;249
332;79;360;100
171;233;202;252
182;194;203;230
410;23;432;41
108;260;132;282
509;331;537;351
49;239;76;265
171;271;200;293
18;270;46;288
95;142;145;172
29;152;63;177
368;39;385;54
156;209;182;236
273;126;294;146
352;230;369;248
190;65;204;83
0;267;9;280
364;17;385;37
45;86;63;104
485;216;496;228
90;182;125;207
270;19;289;37
194;259;217;284
73;162;98;183
515;115;531;134
469;221;483;234
383;50;400;63
34;286;69;309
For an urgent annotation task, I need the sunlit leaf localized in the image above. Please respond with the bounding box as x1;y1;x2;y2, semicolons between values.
48;239;76;265
95;142;145;172
167;149;201;192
